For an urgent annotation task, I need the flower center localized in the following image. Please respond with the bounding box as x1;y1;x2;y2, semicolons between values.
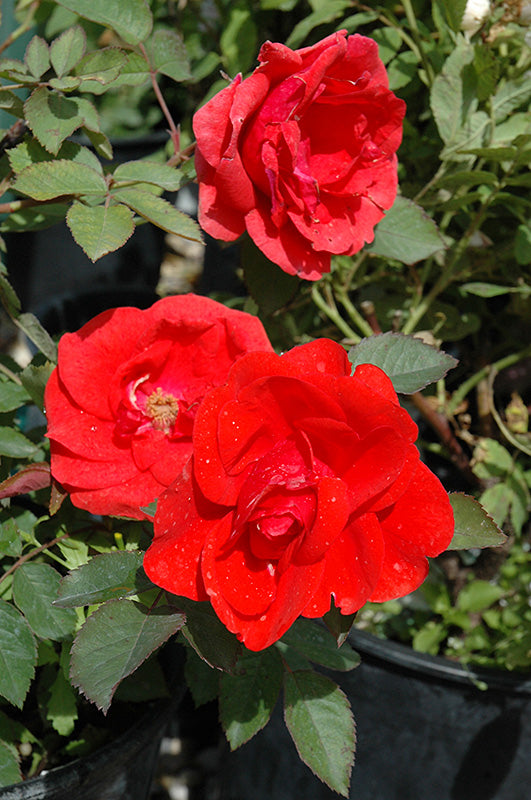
144;387;180;434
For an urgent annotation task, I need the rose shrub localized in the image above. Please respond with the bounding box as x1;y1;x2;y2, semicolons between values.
193;30;406;281
45;295;273;519
144;339;454;651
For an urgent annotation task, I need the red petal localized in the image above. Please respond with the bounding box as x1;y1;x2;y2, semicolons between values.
144;469;219;601
303;512;384;617
370;462;454;602
294;477;350;564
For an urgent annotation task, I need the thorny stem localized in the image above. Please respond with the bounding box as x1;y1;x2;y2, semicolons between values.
0;533;70;588
0;196;71;214
138;42;181;161
410;391;482;488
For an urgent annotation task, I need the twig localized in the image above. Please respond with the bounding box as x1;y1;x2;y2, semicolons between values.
0;533;70;587
410;391;482;487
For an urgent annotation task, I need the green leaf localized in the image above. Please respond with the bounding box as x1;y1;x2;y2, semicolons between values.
412;621;446;655
115;654;169;702
70;599;185;712
0;463;51;500
286;1;352;49
0;89;25;118
242;236;299;315
113;160;183;191
56;0;153;46
81;127;112;160
15;313;57;361
366;197;445;265
387;50;418;91
0;380;30;412
322;602;356;648
0;427;39;459
24;88;84;155
348;332;457;394
177;599;242;672
8;138;102;174
74;48;127;90
46;666;78;736
113;188;202;241
55;551;154;607
220;648;283;749
0;600;37;708
20;360;55;409
0;519;23;558
219;5;257;75
145;29;191;82
449;493;507;550
473;45;499;103
66;201;134;262
437;170;498;189
370;27;401;66
478;483;512;528
436;0;467;32
14;160;107;201
107;51;150;89
284;670;355;797
456;580;504;613
0;741;21;787
430;39;475;145
492;78;531;123
48;76;82;91
281;619;360;672
24;36;50;79
50;26;86;78
13;564;77;641
0;269;21;318
460;281;528;298
184;646;220;707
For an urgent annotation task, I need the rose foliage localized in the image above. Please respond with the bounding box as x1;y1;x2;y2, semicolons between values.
144;339;454;651
45;295;273;518
193;30;406;280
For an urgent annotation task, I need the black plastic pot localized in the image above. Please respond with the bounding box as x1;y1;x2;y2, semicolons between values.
219;629;531;800
0;698;173;800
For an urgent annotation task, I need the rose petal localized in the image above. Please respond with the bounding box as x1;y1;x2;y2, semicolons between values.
303;512;384;617
370;462;454;601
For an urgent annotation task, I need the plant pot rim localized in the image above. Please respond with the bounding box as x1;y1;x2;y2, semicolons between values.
349;628;531;696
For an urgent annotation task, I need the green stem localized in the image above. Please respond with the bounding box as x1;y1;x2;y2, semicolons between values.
0;1;39;57
335;288;375;338
400;0;435;85
0;362;22;385
311;285;361;343
447;346;531;416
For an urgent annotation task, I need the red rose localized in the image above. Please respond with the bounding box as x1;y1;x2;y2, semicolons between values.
193;31;405;281
144;340;454;651
45;295;273;519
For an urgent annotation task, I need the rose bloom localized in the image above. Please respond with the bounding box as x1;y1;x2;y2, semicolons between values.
193;31;406;281
45;295;273;519
144;340;454;651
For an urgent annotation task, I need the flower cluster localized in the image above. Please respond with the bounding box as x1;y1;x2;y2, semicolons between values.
47;296;454;650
